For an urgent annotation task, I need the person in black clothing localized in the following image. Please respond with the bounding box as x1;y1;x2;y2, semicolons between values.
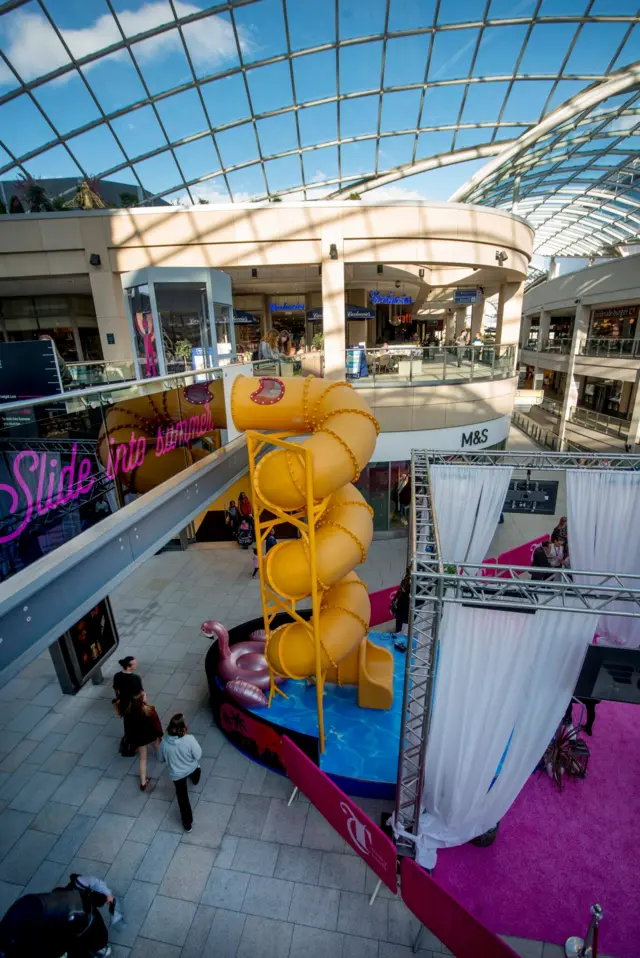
113;656;143;710
117;692;163;791
531;539;554;580
392;568;411;634
265;531;277;553
552;515;568;558
0;886;109;958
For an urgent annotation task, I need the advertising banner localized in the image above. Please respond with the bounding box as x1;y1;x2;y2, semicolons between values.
282;736;397;892
401;858;519;958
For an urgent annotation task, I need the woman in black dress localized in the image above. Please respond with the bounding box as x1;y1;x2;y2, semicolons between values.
118;692;163;791
112;656;143;710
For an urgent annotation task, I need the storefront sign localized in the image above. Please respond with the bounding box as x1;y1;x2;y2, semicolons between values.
307;305;376;322
591;304;638;321
282;736;397;892
454;288;481;306
401;858;519;958
370;290;413;306
269;301;305;311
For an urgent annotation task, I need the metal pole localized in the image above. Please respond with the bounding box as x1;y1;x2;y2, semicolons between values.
565;904;603;957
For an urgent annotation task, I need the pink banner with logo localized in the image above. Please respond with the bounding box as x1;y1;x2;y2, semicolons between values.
401;858;519;958
282;736;397;892
370;585;398;626
480;535;550;578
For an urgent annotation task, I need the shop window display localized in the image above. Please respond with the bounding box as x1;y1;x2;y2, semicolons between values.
156;282;212;373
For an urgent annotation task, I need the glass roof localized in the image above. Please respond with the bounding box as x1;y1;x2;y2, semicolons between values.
0;0;638;256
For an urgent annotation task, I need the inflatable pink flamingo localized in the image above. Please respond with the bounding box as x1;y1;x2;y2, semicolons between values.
202;621;284;708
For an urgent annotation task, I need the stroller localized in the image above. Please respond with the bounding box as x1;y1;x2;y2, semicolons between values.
237;519;253;549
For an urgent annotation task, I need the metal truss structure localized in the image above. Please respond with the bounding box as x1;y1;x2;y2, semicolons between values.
394;448;640;854
0;0;638;257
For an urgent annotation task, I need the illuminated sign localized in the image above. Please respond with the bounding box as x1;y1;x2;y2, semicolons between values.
269;302;305;311
370;290;413;306
0;407;215;546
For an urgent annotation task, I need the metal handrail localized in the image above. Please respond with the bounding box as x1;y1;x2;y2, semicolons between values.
346;343;515;384
580;337;640;358
0;361;244;413
571;405;630;438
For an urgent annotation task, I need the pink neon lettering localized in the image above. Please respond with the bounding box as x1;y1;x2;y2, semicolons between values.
0;451;39;545
56;443;78;506
77;457;94;494
45;459;58;511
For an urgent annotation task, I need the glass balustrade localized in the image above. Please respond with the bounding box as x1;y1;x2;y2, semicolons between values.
344;344;515;385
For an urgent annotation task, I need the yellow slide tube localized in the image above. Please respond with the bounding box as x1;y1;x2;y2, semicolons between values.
231;374;393;710
232;377;379;509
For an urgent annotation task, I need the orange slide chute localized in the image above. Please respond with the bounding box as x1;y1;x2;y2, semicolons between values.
231;375;394;711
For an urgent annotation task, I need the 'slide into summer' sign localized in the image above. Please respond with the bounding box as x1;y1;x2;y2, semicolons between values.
370;290;413;306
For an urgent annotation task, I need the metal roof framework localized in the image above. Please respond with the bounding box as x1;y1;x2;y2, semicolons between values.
395;448;640;854
451;62;640;256
0;0;637;221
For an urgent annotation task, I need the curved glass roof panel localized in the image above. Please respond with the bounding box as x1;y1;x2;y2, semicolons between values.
0;0;636;257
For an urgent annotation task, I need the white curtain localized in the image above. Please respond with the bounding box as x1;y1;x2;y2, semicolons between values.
414;601;596;869
431;465;513;564
567;470;640;649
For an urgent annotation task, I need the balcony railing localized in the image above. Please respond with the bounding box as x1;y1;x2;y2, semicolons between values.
344;344;515;386
571;405;630;439
579;337;640;358
539;339;573;354
67;359;136;387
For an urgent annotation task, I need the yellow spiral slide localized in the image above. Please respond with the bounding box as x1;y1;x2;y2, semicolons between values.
231;376;394;713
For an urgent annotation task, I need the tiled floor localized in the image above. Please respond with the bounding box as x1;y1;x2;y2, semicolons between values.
0;483;574;957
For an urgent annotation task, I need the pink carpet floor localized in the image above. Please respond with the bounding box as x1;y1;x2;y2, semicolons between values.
436;702;640;958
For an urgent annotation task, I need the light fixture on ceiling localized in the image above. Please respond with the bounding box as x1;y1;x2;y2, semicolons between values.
419;269;424;280
329;244;338;260
89;253;101;267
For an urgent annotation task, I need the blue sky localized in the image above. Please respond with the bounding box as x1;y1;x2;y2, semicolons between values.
0;0;638;204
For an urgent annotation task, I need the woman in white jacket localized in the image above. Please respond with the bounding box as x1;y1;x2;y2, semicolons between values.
158;713;203;831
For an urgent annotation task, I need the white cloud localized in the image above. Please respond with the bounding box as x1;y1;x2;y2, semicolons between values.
364;184;428;202
0;2;248;88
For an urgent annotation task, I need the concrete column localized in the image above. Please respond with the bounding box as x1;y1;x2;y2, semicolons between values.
454;307;467;337
321;230;346;379
471;300;484;338
495;282;523;347
80;219;132;363
627;369;640;451
556;302;590;446
520;313;532;348
537;310;551;351
445;310;454;344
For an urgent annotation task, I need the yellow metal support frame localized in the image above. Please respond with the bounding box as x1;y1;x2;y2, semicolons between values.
246;430;327;754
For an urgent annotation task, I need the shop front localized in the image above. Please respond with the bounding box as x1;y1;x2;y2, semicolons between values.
267;295;307;347
589;304;638;344
121;267;235;377
370;289;416;343
579;376;630;419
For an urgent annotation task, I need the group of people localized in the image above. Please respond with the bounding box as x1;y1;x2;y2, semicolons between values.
226;492;254;547
113;656;203;830
257;329;306;360
531;516;569;580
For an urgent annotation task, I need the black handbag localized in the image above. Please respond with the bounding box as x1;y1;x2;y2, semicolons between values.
119;736;136;758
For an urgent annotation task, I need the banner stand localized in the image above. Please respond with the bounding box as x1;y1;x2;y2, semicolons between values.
282;736;398;906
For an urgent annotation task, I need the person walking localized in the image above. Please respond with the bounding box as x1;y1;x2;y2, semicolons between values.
158;713;203;832
112;656;142;710
117;692;163;791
